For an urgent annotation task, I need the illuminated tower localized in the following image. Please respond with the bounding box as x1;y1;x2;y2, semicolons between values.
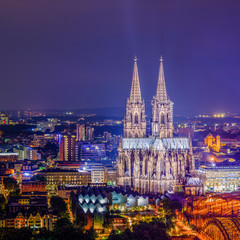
76;124;85;141
86;126;94;141
123;57;146;138
151;57;173;138
60;133;76;161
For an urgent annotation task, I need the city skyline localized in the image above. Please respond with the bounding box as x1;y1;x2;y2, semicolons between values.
1;0;240;114
1;1;240;239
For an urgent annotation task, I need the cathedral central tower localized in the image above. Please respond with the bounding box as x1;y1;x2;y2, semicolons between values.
123;57;146;138
151;57;173;138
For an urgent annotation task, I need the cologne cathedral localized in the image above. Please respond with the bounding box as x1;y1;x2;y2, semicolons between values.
117;57;195;194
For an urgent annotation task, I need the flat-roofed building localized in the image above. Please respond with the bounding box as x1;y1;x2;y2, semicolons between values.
78;143;106;161
21;180;46;193
38;168;91;194
0;153;18;162
198;165;240;192
91;166;107;183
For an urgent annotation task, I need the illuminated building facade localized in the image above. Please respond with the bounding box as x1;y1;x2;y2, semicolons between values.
198;166;240;192
86;126;94;141
59;133;76;161
78;143;106;161
91;166;107;183
38;168;91;194
117;58;195;194
204;133;224;152
4;211;57;230
71;186;149;217
0;153;18;162
33;134;59;148
76;124;85;141
21;180;46;193
20;162;40;181
123;57;146;138
151;57;173;138
13;146;41;161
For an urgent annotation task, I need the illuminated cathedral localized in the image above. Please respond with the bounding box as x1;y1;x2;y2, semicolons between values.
117;57;195;194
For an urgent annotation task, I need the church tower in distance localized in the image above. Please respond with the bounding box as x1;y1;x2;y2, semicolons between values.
123;57;146;138
151;57;173;138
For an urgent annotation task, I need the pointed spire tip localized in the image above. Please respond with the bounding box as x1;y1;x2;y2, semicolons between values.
134;56;138;62
160;56;163;62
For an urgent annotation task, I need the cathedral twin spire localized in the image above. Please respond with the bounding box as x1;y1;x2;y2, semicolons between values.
130;57;142;103
123;57;146;138
124;56;173;138
130;56;167;104
156;56;168;103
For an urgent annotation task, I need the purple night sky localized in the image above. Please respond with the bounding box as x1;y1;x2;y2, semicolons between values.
0;0;240;114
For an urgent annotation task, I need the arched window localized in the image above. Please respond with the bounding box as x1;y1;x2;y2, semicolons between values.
135;114;138;124
145;159;148;176
124;158;127;173
161;113;165;124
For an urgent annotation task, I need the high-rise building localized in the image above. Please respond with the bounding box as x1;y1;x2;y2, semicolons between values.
76;124;85;141
59;133;76;161
86;126;94;141
103;132;112;142
117;58;195;194
13;146;41;161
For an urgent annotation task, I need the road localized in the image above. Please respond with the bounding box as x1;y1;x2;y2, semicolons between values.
173;219;207;240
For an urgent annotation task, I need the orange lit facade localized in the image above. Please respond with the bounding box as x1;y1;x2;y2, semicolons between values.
204;133;224;152
0;153;18;162
185;192;240;229
21;180;46;193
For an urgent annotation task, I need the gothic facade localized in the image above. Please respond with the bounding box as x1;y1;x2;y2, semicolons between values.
117;57;195;194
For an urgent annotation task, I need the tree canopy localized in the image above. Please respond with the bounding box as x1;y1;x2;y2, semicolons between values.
108;219;170;240
3;177;19;192
50;196;67;217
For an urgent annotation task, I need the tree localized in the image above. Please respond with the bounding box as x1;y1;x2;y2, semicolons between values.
3;177;19;192
108;219;170;240
0;228;33;240
0;195;6;218
108;230;120;240
74;211;88;228
103;212;113;230
53;217;72;232
44;142;58;152
84;227;98;240
160;199;182;230
0;195;6;210
53;218;85;240
34;227;53;240
30;175;46;182
50;196;67;217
